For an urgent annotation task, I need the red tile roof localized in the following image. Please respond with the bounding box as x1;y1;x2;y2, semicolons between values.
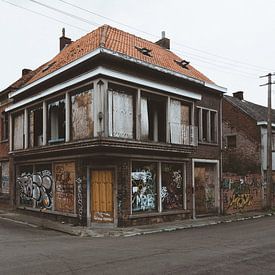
26;25;214;86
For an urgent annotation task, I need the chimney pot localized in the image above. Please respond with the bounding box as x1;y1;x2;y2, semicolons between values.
59;28;72;51
233;91;244;100
155;31;170;50
22;68;32;76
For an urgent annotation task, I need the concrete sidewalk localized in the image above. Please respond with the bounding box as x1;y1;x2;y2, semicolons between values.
0;209;274;238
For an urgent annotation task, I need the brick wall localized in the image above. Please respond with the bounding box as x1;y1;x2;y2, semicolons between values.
222;99;261;175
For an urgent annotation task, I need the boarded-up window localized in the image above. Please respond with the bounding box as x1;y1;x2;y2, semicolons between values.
1;162;9;194
108;90;134;138
71;90;93;140
170;100;190;144
13;112;24;150
54;162;75;213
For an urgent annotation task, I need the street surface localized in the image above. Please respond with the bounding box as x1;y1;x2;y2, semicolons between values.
1;216;275;274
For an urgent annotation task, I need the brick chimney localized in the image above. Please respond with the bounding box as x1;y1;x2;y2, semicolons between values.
22;68;32;76
233;91;244;100
155;31;170;50
59;28;72;51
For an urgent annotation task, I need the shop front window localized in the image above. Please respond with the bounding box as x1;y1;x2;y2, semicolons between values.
17;164;53;209
131;162;157;212
161;163;184;210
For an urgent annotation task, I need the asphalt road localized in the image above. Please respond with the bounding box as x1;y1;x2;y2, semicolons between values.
1;216;275;275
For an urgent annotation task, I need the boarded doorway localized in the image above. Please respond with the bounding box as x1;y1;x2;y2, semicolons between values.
194;163;219;215
90;169;114;223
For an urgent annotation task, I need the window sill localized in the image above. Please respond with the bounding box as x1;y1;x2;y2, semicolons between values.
17;206;78;218
198;141;218;146
0;139;8;144
130;209;190;219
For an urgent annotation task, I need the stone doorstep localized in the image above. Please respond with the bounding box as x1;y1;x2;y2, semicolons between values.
0;211;274;238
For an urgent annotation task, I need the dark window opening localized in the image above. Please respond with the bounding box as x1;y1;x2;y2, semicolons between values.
174;59;190;69
210;111;217;143
29;107;43;147
42;61;56;72
202;109;208;141
227;135;237;149
48;99;65;144
141;93;166;142
1;112;8;141
135;46;152;57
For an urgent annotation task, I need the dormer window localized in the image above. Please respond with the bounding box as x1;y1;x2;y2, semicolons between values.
42;61;56;72
135;46;152;57
174;59;190;69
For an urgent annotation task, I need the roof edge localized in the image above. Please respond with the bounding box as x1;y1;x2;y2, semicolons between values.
10;46;225;99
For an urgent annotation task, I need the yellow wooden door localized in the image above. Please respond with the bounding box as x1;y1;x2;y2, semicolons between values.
91;170;113;223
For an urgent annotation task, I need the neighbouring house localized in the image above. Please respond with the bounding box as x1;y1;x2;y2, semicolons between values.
4;25;226;226
0;68;40;209
222;91;275;214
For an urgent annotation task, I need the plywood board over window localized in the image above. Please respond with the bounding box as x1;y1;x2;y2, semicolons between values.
13;113;24;150
54;162;75;213
1;162;9;194
71;90;93;140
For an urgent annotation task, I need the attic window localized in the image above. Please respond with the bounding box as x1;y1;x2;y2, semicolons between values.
42;61;56;72
135;46;152;57
174;59;190;69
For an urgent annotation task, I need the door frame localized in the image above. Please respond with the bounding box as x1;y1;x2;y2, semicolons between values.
86;165;117;227
192;159;220;219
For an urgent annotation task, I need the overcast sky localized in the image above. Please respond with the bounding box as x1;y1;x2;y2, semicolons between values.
1;0;275;106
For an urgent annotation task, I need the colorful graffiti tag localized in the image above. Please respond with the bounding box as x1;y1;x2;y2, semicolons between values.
161;164;184;210
17;170;53;209
131;169;156;212
223;174;263;213
76;177;83;221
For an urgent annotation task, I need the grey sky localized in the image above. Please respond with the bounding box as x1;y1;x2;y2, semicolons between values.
1;0;275;106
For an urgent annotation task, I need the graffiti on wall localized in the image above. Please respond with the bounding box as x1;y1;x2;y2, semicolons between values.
54;162;75;213
223;174;263;213
131;170;156;212
161;164;184;210
17;170;53;209
76;177;83;221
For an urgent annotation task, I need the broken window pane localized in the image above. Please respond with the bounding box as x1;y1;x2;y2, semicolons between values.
108;84;134;139
161;163;184;210
13;112;24;150
131;162;157;212
71;89;93;140
29;106;43;147
141;92;166;142
48;98;65;144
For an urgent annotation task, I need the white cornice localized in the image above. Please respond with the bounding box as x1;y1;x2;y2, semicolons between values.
6;66;201;112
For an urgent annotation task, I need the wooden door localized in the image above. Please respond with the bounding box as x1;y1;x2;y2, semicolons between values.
90;169;113;223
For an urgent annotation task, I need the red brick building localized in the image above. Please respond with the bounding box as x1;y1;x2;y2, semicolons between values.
222;91;275;213
3;25;225;226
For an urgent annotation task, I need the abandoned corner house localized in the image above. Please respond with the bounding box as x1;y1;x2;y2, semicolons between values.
0;25;228;226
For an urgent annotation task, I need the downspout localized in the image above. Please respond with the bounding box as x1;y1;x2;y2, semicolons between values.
220;95;223;215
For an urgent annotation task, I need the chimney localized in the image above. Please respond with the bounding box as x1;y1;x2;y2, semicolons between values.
22;68;32;76
155;31;170;50
233;91;244;100
59;28;72;51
